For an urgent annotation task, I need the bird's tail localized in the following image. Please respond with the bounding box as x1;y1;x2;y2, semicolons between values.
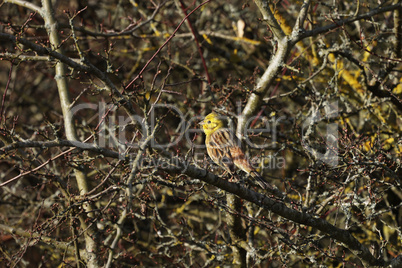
250;171;272;190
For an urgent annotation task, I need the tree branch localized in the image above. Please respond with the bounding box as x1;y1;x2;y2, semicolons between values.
4;0;42;14
157;157;394;267
1;139;400;266
296;2;402;43
0;32;135;115
253;0;285;40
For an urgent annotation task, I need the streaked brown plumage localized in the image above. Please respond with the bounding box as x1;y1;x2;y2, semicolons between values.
201;112;271;190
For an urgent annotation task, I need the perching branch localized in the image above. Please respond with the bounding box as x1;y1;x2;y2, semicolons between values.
2;139;399;267
156;156;393;267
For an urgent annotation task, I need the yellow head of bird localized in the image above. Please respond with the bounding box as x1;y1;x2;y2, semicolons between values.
200;112;224;136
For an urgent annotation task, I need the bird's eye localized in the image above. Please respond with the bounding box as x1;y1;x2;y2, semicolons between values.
207;120;211;124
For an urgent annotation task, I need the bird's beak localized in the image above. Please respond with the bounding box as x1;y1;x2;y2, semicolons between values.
199;121;205;125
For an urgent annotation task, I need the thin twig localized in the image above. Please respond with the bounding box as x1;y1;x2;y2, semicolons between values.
124;0;212;90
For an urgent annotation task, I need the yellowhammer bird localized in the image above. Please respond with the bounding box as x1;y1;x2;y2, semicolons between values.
200;112;271;190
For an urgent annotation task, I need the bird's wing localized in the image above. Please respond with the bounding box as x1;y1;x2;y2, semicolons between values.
208;129;236;173
209;129;273;190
